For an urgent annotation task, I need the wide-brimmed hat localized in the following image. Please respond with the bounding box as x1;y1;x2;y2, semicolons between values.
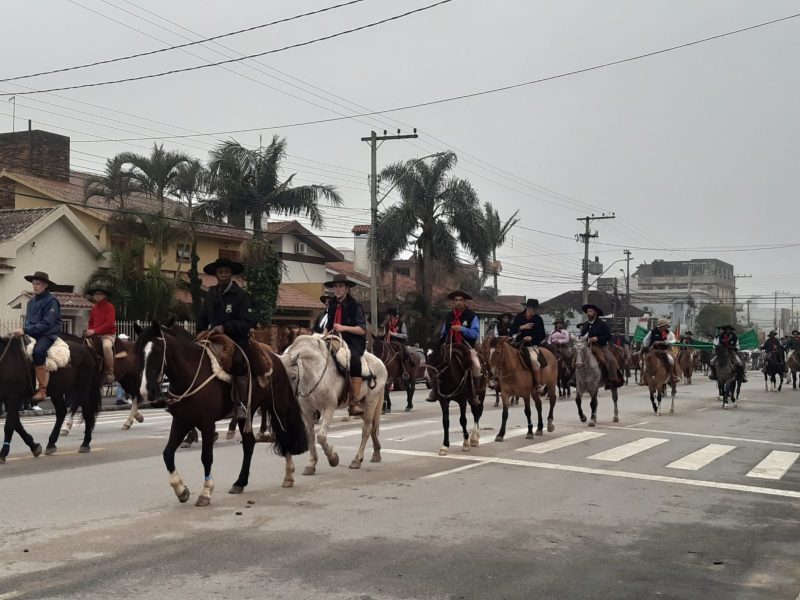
386;307;399;316
324;274;357;288
581;303;603;316
768;330;777;337
522;298;539;309
87;286;112;296
446;290;472;301
24;271;56;286
792;330;800;336
656;318;670;328
203;257;244;276
719;325;735;330
319;293;333;303
500;312;513;320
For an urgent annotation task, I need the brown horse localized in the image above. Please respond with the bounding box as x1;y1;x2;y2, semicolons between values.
135;321;307;506
788;349;800;390
373;338;419;413
610;345;631;385
643;342;677;415
630;351;641;383
550;343;574;398
488;338;557;439
677;348;696;384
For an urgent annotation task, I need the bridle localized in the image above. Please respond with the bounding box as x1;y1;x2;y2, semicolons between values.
290;337;331;399
146;334;220;404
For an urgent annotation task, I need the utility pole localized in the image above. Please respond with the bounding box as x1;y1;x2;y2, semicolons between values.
8;97;15;132
732;273;751;325
746;299;751;327
361;129;418;350
774;290;779;331
623;249;632;337
576;213;615;306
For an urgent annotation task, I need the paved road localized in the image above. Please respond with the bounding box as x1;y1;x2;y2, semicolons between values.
1;378;799;599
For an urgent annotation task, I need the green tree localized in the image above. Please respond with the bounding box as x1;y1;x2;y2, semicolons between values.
243;236;284;325
83;155;137;210
483;202;519;294
373;152;489;330
205;136;343;232
175;160;209;317
695;303;737;338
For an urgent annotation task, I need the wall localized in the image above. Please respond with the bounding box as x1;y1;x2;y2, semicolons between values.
353;232;370;275
14;184;109;246
0;130;70;182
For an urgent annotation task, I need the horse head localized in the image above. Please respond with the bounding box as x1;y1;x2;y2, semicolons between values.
573;340;591;369
134;321;168;404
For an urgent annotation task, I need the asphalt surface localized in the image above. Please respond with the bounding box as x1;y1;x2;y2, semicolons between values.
1;375;799;600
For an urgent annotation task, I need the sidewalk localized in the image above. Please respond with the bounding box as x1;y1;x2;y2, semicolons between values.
10;388;155;418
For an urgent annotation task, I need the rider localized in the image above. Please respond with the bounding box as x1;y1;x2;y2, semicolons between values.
313;293;332;334
427;290;482;403
322;274;367;416
196;257;257;421
13;271;62;403
86;286;117;384
547;318;574;346
680;330;695;345
641;318;678;385
493;312;513;337
761;330;786;373
788;330;800;351
578;304;624;389
709;325;746;382
380;307;413;366
510;298;548;376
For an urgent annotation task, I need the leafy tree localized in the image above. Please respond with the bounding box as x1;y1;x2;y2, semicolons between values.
175;160;209;317
83;156;137;210
243;236;284;325
205;136;343;232
695;303;737;338
483;202;519;294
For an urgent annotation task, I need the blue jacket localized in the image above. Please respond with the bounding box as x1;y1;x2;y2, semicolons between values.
440;308;480;348
24;291;61;338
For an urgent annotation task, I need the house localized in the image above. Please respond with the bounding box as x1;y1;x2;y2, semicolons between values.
539;289;645;335
0;205;108;331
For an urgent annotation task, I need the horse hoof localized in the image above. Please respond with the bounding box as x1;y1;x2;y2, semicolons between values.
178;488;190;503
438;447;448;456
494;435;504;442
302;466;316;476
225;430;235;441
78;445;90;453
31;444;42;458
121;423;131;431
195;495;211;507
60;428;70;436
535;430;543;436
0;456;4;464
282;479;294;488
328;453;340;467
612;416;619;423
45;445;57;455
228;485;244;494
656;411;661;417
547;422;555;433
349;459;362;469
134;413;144;423
525;432;534;439
384;408;391;414
370;453;381;463
588;420;596;428
670;408;675;415
579;415;587;423
405;405;413;412
462;445;470;453
493;401;499;408
470;439;479;447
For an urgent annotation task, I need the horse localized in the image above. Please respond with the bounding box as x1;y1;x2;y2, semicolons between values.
642;342;677;416
762;349;784;392
713;346;740;408
0;335;102;463
373;337;419;413
572;341;619;426
425;341;485;455
698;349;712;374
629;351;641;383
788;349;800;390
135;321;307;505
611;344;630;385
676;348;696;385
280;334;387;474
550;343;574;398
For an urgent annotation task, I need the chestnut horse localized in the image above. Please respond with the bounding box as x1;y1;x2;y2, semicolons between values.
643;342;677;415
487;337;557;440
676;348;696;385
136;321;307;506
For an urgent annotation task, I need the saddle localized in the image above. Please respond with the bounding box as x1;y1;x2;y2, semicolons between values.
196;331;274;388
25;337;70;372
325;336;376;384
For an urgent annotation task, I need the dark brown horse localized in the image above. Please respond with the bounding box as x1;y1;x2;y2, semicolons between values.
550;343;574;398
373;338;419;413
676;348;696;384
0;335;102;463
425;341;485;455
135;321;307;505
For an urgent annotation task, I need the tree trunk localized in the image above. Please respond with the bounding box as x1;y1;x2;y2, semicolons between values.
492;247;498;295
229;206;246;229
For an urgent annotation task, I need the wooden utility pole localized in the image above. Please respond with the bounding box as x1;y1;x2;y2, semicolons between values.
576;214;615;306
733;273;751;324
623;249;632;337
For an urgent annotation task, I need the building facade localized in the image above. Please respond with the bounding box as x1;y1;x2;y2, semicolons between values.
635;259;735;302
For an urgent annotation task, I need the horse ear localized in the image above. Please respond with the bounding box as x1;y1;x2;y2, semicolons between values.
133;322;143;335
164;316;176;328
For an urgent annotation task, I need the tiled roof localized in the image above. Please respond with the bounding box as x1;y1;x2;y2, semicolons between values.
266;220;343;261
1;169;250;242
277;285;322;310
20;290;94;309
0;208;54;241
351;224;370;234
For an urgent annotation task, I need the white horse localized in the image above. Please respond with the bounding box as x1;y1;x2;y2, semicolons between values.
280;335;387;474
573;340;619;426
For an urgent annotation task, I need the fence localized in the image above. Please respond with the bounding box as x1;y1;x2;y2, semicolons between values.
115;320;196;341
0;318;73;335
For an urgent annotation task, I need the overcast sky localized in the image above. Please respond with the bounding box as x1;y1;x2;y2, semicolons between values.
3;0;799;326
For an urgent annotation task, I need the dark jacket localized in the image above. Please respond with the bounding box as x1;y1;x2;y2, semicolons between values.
579;318;611;347
325;294;367;351
24;291;61;338
440;308;480;348
762;338;784;353
197;281;256;347
313;310;329;334
510;311;546;346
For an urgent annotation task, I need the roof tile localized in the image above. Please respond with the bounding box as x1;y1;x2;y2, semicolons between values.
0;208;54;241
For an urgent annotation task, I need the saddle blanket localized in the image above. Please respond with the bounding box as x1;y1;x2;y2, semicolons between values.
25;337;70;372
329;338;375;380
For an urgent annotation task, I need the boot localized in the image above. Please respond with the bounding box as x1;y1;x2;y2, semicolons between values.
348;377;364;416
233;375;249;421
537;351;548;369
32;365;49;404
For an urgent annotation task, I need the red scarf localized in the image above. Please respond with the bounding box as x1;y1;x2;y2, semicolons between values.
334;302;343;326
450;309;464;344
385;316;399;342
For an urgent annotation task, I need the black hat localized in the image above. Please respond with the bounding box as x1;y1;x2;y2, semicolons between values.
768;330;777;337
386;308;398;316
24;271;56;286
324;273;357;288
203;257;244;276
684;330;693;336
446;290;472;301
522;298;539;309
319;294;333;304
792;330;800;336
582;303;604;317
500;312;513;320
719;325;735;330
554;317;565;325
87;286;112;297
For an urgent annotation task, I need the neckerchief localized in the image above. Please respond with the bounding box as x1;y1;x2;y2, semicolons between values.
451;309;464;344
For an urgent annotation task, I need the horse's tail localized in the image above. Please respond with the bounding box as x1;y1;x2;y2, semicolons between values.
264;353;308;457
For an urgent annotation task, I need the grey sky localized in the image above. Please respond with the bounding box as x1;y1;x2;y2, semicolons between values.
3;0;799;326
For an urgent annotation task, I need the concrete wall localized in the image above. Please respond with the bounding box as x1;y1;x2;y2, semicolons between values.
353;232;370;275
14;184;109;246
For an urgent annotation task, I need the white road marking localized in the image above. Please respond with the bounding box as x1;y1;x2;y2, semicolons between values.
376;448;800;500
666;444;736;471
600;426;800;449
481;428;529;445
517;431;605;454
588;437;669;462
746;451;800;480
329;419;438;438
2;448;106;461
626;421;649;428
695;407;710;413
422;462;487;479
0;591;24;599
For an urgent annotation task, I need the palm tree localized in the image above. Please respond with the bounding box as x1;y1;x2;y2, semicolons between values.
483;202;519;294
373;152;489;325
175;160;208;317
205;136;343;232
83;156;137;210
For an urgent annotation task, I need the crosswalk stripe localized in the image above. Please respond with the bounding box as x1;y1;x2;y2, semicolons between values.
666;444;736;471
746;451;799;480
517;431;606;454
588;437;668;462
329;420;437;438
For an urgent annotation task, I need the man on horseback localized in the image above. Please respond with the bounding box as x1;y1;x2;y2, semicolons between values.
641;318;678;385
380;307;413;368
788;330;800;351
86;286;117;384
709;325;746;382
680;330;695;345
761;331;786;373
322;274;367;416
510;298;548;376
13;271;62;403
196;257;257;421
493;312;513;337
578;304;624;389
313;294;332;334
427;290;482;403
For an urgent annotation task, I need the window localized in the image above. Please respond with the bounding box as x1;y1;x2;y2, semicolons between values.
394;267;410;277
218;249;241;261
176;243;191;263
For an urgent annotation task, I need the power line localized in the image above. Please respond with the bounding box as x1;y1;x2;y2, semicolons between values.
1;0;455;96
0;0;370;84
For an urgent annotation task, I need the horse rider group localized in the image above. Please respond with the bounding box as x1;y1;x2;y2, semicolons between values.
759;328;796;374
708;324;747;382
